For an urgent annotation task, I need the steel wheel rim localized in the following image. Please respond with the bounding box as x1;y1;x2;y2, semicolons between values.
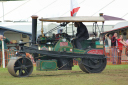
79;58;107;73
8;57;33;77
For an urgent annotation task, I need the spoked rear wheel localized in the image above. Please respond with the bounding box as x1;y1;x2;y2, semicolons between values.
78;58;107;73
7;57;33;77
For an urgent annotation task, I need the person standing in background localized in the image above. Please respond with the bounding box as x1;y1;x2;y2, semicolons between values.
104;34;109;55
0;35;10;67
0;35;10;50
117;35;127;64
111;33;118;64
125;39;128;56
105;33;112;57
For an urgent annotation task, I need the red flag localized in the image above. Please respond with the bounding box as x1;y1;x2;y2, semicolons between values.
70;0;80;17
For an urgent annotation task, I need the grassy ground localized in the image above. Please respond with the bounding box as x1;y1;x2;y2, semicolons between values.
0;65;128;85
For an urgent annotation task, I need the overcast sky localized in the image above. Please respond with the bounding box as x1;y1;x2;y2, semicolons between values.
0;0;128;21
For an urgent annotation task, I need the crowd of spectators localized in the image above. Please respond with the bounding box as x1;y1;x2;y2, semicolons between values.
104;33;128;64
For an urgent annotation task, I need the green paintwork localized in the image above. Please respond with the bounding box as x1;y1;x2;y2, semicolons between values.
38;38;103;58
40;37;47;44
54;38;73;51
38;43;55;60
37;37;104;71
81;40;103;49
59;46;86;54
36;60;57;71
81;40;95;49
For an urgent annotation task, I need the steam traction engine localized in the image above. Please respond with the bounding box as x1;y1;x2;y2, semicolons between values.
7;15;107;77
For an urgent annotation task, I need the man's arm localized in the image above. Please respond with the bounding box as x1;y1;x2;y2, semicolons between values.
105;33;108;38
119;40;127;46
122;40;127;46
4;38;10;43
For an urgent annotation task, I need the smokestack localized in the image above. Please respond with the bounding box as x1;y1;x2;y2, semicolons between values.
31;15;38;45
99;13;103;17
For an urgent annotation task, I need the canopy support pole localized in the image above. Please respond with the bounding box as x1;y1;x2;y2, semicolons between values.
95;22;97;38
102;22;104;32
72;22;74;53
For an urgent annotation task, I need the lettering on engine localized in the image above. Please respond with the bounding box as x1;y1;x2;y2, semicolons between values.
87;49;103;55
60;42;68;46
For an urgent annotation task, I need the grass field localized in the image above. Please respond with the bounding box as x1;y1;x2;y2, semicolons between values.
0;65;128;85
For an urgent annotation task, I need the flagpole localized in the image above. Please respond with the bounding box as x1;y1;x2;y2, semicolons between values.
2;40;5;68
2;2;4;22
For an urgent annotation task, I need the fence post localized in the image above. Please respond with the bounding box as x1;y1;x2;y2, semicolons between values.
0;49;2;67
2;40;5;68
5;49;8;67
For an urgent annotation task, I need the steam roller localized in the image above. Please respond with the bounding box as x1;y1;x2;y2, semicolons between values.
7;15;107;77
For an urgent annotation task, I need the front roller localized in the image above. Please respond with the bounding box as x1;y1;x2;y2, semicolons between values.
7;57;33;77
78;58;107;73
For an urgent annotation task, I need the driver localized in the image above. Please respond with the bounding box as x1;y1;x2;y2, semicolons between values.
74;22;89;49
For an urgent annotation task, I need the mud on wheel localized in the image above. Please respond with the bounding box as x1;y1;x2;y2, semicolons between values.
78;58;107;73
7;57;33;77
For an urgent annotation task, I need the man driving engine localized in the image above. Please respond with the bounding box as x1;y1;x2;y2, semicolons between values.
74;22;89;49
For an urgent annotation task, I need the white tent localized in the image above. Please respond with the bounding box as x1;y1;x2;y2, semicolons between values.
113;21;128;29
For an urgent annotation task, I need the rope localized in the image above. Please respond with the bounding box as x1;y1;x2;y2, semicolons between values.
91;0;115;16
26;0;58;20
121;13;128;18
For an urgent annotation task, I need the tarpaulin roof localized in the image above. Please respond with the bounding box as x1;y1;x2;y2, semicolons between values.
103;15;125;21
101;21;128;34
0;26;31;37
40;16;105;22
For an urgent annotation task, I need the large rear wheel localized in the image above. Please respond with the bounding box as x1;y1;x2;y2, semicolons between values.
7;57;33;77
78;58;107;73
